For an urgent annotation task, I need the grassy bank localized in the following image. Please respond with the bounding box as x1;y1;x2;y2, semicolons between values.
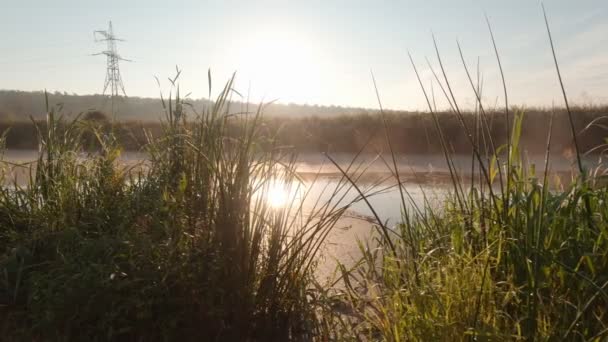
319;14;608;341
1;85;606;340
0;77;353;340
329;119;608;339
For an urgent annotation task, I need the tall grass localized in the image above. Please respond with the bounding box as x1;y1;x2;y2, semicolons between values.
326;8;608;341
0;73;352;340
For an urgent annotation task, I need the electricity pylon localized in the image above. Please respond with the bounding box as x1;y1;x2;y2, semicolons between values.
93;21;130;98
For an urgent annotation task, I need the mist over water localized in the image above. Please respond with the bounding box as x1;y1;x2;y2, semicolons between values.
2;149;601;227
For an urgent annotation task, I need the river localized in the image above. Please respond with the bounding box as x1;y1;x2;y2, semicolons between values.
1;149;595;225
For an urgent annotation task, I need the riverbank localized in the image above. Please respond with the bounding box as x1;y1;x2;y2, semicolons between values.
2;80;607;340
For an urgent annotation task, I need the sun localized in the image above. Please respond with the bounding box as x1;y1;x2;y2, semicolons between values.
229;29;325;104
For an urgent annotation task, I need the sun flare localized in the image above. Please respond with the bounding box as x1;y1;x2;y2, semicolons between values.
229;29;325;103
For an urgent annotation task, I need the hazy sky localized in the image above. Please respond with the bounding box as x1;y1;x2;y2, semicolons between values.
1;0;607;110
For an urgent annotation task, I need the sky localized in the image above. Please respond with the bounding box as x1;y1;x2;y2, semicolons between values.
0;0;607;110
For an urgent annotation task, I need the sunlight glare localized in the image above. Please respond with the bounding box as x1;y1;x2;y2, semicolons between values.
267;180;289;209
229;29;325;104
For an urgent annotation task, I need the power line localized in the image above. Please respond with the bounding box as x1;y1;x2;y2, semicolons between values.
93;21;130;98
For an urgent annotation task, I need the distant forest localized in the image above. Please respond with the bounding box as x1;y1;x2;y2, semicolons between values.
0;90;373;121
0;90;607;155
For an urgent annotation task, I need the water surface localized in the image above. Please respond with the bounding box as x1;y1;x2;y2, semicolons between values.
1;149;595;226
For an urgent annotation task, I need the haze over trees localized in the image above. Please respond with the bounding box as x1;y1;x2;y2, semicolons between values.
0;90;370;121
0;90;606;156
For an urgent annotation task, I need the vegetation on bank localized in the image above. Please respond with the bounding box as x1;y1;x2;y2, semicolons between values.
0;106;607;155
329;113;608;340
0;77;352;340
0;89;369;121
1;79;606;340
321;11;608;340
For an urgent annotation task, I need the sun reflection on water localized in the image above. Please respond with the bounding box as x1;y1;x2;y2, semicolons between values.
255;176;306;211
267;180;290;208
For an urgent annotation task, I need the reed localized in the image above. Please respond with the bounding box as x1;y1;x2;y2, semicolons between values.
325;7;608;341
0;73;352;341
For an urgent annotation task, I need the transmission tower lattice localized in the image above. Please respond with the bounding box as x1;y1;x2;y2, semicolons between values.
93;21;130;97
